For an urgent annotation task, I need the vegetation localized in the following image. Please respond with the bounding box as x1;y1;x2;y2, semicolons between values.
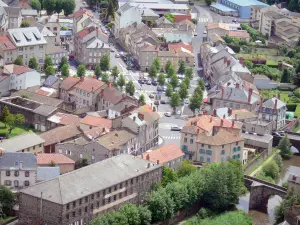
13;57;23;66
117;74;126;90
45;66;55;76
170;75;179;88
125;81;135;96
28;57;38;70
2;106;25;135
178;60;185;74
165;60;172;73
179;83;188;100
0;186;15;219
153;57;161;72
59;56;68;70
42;0;75;16
278;135;292;159
101;73;109;83
149;63;157;78
30;0;41;11
158;74;166;86
138;94;146;106
204;0;217;6
43;56;53;70
95;65;102;79
61;64;70;77
77;64;86;77
275;194;300;224
166;84;173;97
177;160;196;178
100;53;110;71
165;14;174;23
240;23;266;42
111;66;119;81
20;21;30;28
169;92;181;112
167;65;175;78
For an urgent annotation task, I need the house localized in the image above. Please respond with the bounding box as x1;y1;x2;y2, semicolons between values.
19;155;162;225
107;101;137;119
79;115;112;131
0;7;8;32
0;35;17;67
36;153;75;174
36;166;60;182
74;26;110;69
33;23;56;50
4;6;22;29
39;124;82;153
141;144;184;170
7;27;47;68
3;64;41;91
73;8;94;33
258;96;286;130
207;23;250;41
0;132;44;153
46;112;81;130
38;14;61;45
180;115;244;163
21;9;38;18
122;105;160;153
242;132;273;154
0;152;37;190
45;45;68;65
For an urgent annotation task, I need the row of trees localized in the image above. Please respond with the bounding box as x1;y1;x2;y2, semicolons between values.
91;160;245;224
31;0;75;16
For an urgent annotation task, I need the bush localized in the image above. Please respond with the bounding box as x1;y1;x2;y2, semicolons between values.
262;161;279;180
286;103;298;111
295;104;300;117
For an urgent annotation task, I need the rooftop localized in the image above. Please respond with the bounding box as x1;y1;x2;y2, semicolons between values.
37;153;75;165
60;77;80;91
263;97;286;109
0;132;45;153
3;64;34;75
74;77;105;93
223;0;268;7
20;155;161;204
37;167;60;182
46;46;68;55
119;2;189;10
80;115;112;129
47;112;81;126
0;152;36;170
8;27;47;47
210;2;237;12
242;132;273;143
0;36;16;51
101;85;124;104
197;128;243;145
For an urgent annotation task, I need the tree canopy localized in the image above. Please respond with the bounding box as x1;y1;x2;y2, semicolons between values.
28;57;38;70
278;135;292;159
44;56;53;70
14;57;23;66
77;64;86;77
100;53;110;71
149;64;157;78
125;80;135;96
118;74;126;90
61;64;70;77
178;60;185;74
139;94;146;106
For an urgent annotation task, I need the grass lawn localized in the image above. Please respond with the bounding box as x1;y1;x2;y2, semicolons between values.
0;122;38;138
260;90;291;103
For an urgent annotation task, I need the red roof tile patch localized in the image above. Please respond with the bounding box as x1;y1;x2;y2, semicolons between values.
60;77;80;90
168;41;193;52
228;31;250;39
36;89;51;96
4;64;33;75
74;77;105;92
48;112;81;126
73;9;93;19
0;36;16;51
76;26;96;39
80;115;112;129
37;153;75;165
102;86;123;104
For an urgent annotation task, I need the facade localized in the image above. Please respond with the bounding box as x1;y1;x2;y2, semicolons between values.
19;155;162;225
0;132;44;154
7;27;47;68
0;35;17;66
74;26;109;69
38;15;61;45
4;6;22;29
141;144;184;170
45;46;68;65
37;153;75;174
180;115;244;163
207;23;250;41
0;152;37;191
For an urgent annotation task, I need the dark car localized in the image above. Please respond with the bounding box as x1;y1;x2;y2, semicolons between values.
154;100;160;105
157;86;162;91
171;126;182;131
138;79;145;84
152;80;158;86
160;100;166;104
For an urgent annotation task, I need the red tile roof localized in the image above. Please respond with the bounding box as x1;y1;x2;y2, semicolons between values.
4;64;33;75
173;14;192;23
76;26;96;39
168;41;193;52
37;153;75;165
101;85;124;104
73;9;93;19
74;77;105;92
0;36;16;51
60;77;80;90
0;76;9;82
141;144;184;165
80;115;112;129
36;89;51;96
47;112;81;126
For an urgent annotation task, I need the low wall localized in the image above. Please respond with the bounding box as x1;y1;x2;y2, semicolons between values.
244;149;268;175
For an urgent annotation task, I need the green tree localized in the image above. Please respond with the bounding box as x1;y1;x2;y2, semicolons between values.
179;82;188;99
6;114;16;133
137;206;151;225
178;60;185;74
119;204;140;225
165;60;172;73
30;0;41;11
60;26;68;30
166;84;173;97
63;0;76;16
149;63;157;78
20;21;30;28
101;73;109;83
294;88;300;98
1;106;10;127
157;73;165;86
170;92;181;113
198;78;205;91
100;53;110;71
165;182;189;211
28;57;38;70
77;64;86;77
182;76;190;88
185;68;193;79
177;160;196;178
43;56;53;70
170;74;179;88
55;0;63;14
165;13;174;23
45;66;55;76
281;68;291;83
153;57;161;72
189;92;203;115
125;80;135;96
167;65;175;78
278;135;292;159
13;56;23;66
111;66;119;81
118;74;126;90
59;56;68;70
262;161;280;180
61;63;70;77
139;94;146;106
95;65;101;79
15;113;24;125
0;186;15;216
273;152;283;171
43;0;57;15
161;166;178;187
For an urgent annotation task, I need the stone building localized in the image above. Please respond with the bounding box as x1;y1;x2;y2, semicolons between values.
18;155;162;225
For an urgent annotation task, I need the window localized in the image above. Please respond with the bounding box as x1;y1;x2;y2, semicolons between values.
222;145;224;148
201;144;204;147
79;209;82;215
190;139;193;144
200;156;204;162
25;171;30;177
24;181;30;186
79;153;83;159
97;201;100;208
91;194;94;200
85;207;87;212
14;171;19;177
207;158;211;163
184;138;187;143
113;195;116;201
108;197;111;203
72;211;75;217
85;196;88;203
199;149;205;154
91;204;93;210
73;201;76;207
6;171;10;176
236;142;238;145
14;180;19;187
103;189;106;195
233;147;236;152
221;150;225;155
208;145;211;149
97;192;100;198
102;199;106;205
237;146;241;151
79;199;82;205
206;150;212;155
66;214;69;220
119;192;122;198
109;187;111;193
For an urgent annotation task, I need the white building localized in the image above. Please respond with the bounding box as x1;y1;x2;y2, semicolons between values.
0;152;37;191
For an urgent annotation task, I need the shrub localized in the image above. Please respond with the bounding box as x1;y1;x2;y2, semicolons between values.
295;104;300;117
262;161;279;180
286;103;298;111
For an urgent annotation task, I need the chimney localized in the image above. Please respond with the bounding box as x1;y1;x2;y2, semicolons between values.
221;88;224;99
141;154;144;159
96;42;99;48
274;99;278;112
231;121;234;128
102;127;106;133
210;117;213;123
93;75;97;79
92;87;94;92
80;76;84;82
260;96;263;112
242;62;246;68
147;163;150;168
138;113;144;120
146;154;150;160
157;160;159;164
115;113;118;118
221;119;224;127
19;161;23;169
213;108;216;116
102;42;104;48
235;113;238;121
239;57;243;64
235;83;240;89
115;133;118;137
248;88;253;103
228;108;232;116
152;106;156;112
133;116;136;121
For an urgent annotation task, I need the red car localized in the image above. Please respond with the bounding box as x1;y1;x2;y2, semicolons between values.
69;55;75;60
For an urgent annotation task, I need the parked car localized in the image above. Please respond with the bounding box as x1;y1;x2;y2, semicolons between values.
162;86;167;92
154;100;160;105
149;93;154;98
115;54;120;58
152;80;158;86
110;49;115;52
157;86;162;91
171;126;182;131
147;80;152;85
161;100;166;104
138;79;145;84
164;112;171;117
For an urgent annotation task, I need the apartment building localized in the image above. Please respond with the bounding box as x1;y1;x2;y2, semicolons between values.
0;35;17;66
4;6;21;29
19;155;162;225
38;14;61;45
207;23;250;41
46;46;68;65
34;23;56;50
180;115;244;163
7;27;47;68
74;26;110;69
73;9;94;33
0;152;37;191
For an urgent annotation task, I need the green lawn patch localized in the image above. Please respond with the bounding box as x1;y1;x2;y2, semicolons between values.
0;121;38;138
260;90;291;104
294;105;300;118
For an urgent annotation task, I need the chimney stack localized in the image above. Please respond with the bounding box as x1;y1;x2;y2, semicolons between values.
248;88;253;103
102;42;104;48
153;106;156;112
19;161;23;169
260;96;263;112
221;119;224;127
221;88;224;99
108;82;112;87
133;116;136;121
228;108;232;116
96;27;99;37
227;60;230;66
235;83;240;88
213;108;216;116
210;116;213;123
239;57;243;64
146;154;150;160
274;99;278;112
157;160;159;164
100;89;104;97
231;121;234;128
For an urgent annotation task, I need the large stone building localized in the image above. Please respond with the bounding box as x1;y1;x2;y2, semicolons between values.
18;155;162;225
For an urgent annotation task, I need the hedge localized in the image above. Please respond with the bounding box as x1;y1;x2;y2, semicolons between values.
286;103;298;111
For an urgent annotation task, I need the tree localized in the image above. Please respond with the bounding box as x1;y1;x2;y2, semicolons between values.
182;76;190;88
30;0;41;11
165;60;172;73
149;63;157;78
185;68;193;79
118;74;126;90
278;135;292;159
6;114;16;132
0;186;15;217
13;57;23;66
167;65;175;78
165;182;189;211
111;66;119;81
165;13;174;23
262;161;280;180
273;152;283;171
104;0;116;20
177;160;196;178
54;0;63;14
77;64;86;77
45;66;55;76
170;92;181;113
1;106;10;127
170;74;179;88
100;53;110;71
60;26;68;30
43;56;53;70
153;57;161;72
198;78;205;91
179;82;188;100
139;94;146;106
157;73;165;86
15;113;24;125
119;204;140;225
61;64;70;77
294;88;300;98
126;80;135;96
28;57;38;70
20;21;30;28
161;166;178;187
189;93;203;115
281;68;291;83
43;0;57;15
94;65;101;79
63;0;76;16
137;206;151;225
166;84;173;97
101;73;109;83
178;60;185;74
59;56;68;70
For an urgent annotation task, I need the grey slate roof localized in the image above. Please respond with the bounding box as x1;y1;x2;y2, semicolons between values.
4;7;21;17
20;154;161;204
43;75;58;87
8;27;47;47
0;152;37;170
21;9;38;17
33;104;57;116
37;167;60;182
263;97;286;109
0;132;45;153
212;87;258;104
